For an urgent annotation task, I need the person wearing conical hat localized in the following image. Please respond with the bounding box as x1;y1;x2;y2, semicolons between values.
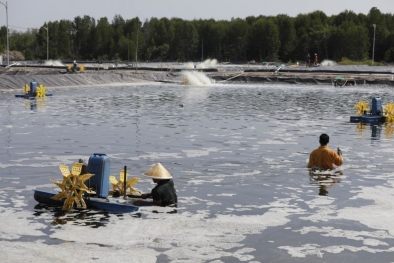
133;163;177;207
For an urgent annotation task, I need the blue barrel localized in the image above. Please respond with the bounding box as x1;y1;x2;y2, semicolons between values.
30;82;38;95
88;153;110;198
372;97;382;116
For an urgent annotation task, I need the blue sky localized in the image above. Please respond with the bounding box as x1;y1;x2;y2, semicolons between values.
0;0;392;31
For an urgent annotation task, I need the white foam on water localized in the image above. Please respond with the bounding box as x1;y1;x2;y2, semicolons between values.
188;178;224;185
181;71;214;85
129;152;182;161
297;226;393;244
321;60;337;66
1;240;159;263
215;170;261;178
0;184;310;262
335;181;394;236
219;163;240;167
44;60;65;67
257;139;297;145
280;244;394;258
0;207;47;240
182;148;219;157
216;193;236;197
202;59;218;67
184;59;218;70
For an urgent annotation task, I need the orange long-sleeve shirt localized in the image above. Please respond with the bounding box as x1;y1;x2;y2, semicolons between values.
307;145;343;170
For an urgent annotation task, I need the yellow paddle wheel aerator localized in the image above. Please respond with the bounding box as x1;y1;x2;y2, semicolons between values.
384;103;394;123
50;163;95;211
109;169;141;196
355;101;369;116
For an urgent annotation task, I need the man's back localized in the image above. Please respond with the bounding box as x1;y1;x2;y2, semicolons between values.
308;145;343;170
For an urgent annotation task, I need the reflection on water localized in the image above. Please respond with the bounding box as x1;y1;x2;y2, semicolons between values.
3;84;394;262
355;122;387;140
309;169;343;196
24;98;47;111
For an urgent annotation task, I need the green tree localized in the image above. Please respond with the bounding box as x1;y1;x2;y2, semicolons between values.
339;21;369;60
227;18;249;62
95;17;114;59
57;20;72;59
24;48;34;60
74;15;96;59
276;14;296;62
250;18;280;61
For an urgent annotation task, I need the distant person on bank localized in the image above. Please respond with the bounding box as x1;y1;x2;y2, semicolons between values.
307;133;343;170
133;163;177;207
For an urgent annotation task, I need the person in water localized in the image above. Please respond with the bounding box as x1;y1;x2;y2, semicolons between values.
307;133;343;170
133;163;177;207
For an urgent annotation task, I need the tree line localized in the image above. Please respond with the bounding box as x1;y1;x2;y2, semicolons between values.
1;7;394;64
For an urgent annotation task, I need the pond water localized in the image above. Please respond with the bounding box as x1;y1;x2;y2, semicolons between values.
1;82;394;262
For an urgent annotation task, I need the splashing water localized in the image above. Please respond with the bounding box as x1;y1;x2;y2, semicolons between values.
44;60;65;66
181;71;214;85
321;60;337;66
184;59;218;70
202;59;218;67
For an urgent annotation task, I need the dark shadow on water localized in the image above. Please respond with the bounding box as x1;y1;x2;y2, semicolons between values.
152;208;178;214
33;204;141;228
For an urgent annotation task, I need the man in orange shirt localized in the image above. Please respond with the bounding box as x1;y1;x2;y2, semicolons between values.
307;133;343;170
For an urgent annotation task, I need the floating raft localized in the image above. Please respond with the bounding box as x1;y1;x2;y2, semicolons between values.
334;77;356;86
350;115;385;123
15;94;53;98
34;190;139;213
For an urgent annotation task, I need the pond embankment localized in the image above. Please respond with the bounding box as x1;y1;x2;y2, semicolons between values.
1;64;394;90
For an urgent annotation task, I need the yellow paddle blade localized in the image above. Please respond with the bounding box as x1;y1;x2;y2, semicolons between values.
109;170;140;195
354;101;369;116
79;173;94;182
59;165;71;177
109;175;118;185
384;103;394;123
23;84;30;94
119;170;129;182
71;162;84;176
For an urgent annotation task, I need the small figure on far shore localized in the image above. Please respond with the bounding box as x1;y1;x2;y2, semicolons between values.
314;53;319;66
305;53;311;67
72;60;77;71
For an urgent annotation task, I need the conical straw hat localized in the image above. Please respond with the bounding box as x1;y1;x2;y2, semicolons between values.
143;163;172;179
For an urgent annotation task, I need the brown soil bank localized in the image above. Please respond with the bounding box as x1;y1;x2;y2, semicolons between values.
1;65;394;90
